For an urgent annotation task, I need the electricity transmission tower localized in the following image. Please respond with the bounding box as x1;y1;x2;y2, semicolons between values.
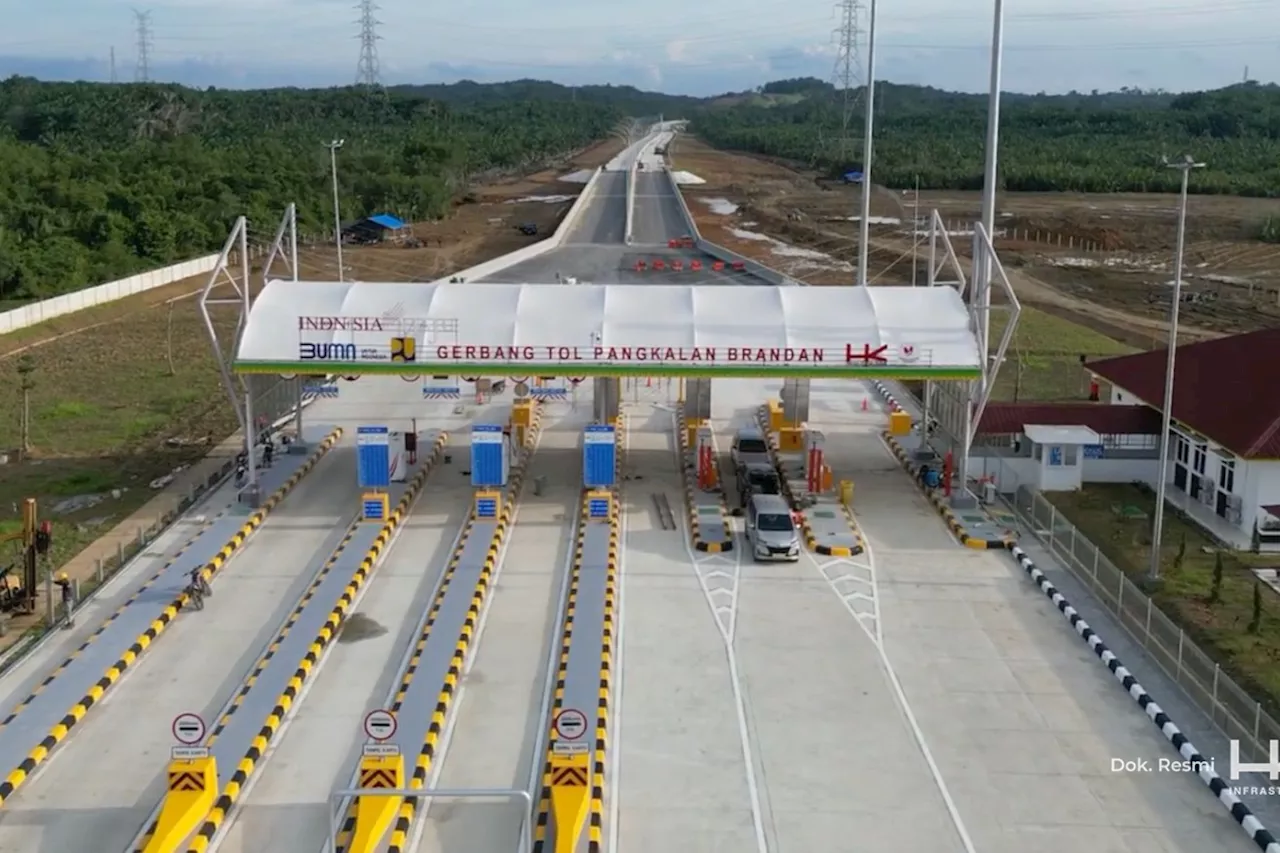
829;0;862;164
354;0;382;87
133;9;153;82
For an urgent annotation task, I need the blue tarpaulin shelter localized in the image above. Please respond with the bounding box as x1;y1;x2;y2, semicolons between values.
343;213;409;243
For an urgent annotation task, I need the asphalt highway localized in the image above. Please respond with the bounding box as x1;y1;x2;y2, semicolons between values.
477;168;768;286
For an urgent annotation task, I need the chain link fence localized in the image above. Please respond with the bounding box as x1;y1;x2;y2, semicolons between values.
1008;482;1280;762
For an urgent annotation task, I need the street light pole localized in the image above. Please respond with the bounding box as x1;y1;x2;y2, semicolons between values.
976;0;1005;376
325;139;346;282
1148;155;1205;581
855;0;878;287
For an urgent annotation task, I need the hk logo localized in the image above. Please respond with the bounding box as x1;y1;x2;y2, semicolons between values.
901;344;918;362
845;343;888;364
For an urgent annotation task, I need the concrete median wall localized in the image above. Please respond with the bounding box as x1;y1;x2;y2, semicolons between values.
660;166;801;287
435;167;604;282
0;253;221;335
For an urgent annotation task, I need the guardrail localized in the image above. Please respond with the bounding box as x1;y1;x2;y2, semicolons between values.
435;167;604;283
659;165;800;287
1007;483;1280;764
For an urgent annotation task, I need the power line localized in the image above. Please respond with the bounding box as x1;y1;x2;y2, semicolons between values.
354;0;382;87
133;9;153;83
831;0;862;162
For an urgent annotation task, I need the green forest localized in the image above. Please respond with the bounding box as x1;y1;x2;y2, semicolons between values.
694;77;1280;197
6;75;1280;303
0;78;633;301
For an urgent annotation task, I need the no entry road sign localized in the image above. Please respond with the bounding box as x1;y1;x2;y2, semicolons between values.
364;709;397;741
554;708;587;741
172;712;206;745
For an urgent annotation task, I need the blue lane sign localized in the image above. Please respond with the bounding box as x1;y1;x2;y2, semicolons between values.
583;425;616;488
476;496;498;519
363;497;386;520
587;495;610;520
357;426;391;488
471;424;507;487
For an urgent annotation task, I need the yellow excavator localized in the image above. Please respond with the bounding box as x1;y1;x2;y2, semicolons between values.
1;499;51;614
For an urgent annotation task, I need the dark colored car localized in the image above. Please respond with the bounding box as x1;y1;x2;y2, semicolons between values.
736;461;781;506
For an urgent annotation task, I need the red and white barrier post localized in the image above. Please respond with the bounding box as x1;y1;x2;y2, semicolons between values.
697;426;716;490
806;429;825;494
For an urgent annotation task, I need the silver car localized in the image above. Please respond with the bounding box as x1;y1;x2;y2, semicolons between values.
746;494;800;562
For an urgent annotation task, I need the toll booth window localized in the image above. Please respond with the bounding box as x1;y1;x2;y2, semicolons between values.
737;438;768;454
757;513;794;532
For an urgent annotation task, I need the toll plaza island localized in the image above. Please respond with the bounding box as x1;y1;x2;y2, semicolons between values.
0;195;1263;853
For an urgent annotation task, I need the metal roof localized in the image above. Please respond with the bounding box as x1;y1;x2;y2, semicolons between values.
234;281;983;378
365;213;406;229
1089;328;1280;459
976;402;1162;436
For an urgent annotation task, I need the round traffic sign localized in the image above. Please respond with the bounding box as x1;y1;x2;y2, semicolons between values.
401;374;420;382
462;376;480;383
364;709;397;741
553;708;587;741
172;712;206;745
513;382;529;398
568;377;586;386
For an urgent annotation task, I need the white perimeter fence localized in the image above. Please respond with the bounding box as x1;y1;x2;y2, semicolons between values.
1008;481;1280;762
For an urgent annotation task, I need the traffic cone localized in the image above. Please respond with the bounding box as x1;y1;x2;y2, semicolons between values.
861;398;869;411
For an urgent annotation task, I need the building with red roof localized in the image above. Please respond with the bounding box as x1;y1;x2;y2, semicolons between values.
965;328;1280;548
1085;328;1280;546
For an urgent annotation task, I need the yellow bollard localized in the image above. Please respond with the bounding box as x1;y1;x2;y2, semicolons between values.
549;749;591;853
840;479;854;507
144;755;218;853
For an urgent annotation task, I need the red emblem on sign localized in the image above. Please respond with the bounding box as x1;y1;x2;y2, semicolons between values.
845;344;889;364
900;344;917;362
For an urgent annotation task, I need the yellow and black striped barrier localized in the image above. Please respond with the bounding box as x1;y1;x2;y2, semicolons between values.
881;432;1014;550
134;526;366;853
167;432;447;853
536;419;622;853
675;409;733;553
376;406;544;853
0;427;343;811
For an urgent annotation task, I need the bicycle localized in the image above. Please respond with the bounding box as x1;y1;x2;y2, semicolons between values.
185;569;212;610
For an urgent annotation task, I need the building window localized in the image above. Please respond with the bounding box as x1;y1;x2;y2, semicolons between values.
1175;435;1190;464
1219;458;1235;493
1100;433;1159;450
1193;443;1207;475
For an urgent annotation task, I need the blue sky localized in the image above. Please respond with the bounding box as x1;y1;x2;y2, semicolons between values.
4;0;1279;94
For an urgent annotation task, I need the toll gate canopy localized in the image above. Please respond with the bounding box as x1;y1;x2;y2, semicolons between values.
234;281;983;379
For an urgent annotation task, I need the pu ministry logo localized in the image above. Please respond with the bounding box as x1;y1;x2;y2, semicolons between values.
390;336;416;363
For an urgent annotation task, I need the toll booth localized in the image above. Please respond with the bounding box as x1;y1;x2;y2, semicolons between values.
357;425;391;522
583;425;616;489
471;424;509;487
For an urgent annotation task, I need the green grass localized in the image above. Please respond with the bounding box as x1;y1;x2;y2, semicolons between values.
988;306;1137;401
0;300;248;578
1050;483;1280;716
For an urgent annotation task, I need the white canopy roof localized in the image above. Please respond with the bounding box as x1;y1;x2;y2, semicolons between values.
236;281;982;377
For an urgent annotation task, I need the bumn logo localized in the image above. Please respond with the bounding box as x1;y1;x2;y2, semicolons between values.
300;342;356;361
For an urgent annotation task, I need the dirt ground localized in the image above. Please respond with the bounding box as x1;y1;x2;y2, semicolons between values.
670;135;1280;347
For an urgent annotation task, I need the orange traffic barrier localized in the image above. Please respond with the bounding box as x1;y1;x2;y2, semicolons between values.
667;238;678;248
652;259;666;271
671;259;684;271
712;260;724;271
634;259;647;271
731;260;746;271
690;259;703;271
